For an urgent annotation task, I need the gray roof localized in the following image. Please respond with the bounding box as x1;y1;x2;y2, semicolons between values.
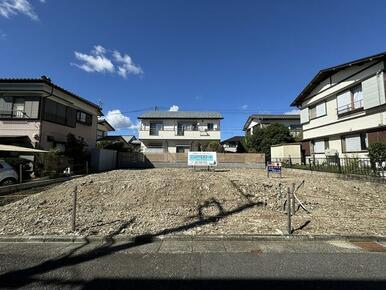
243;114;300;131
0;77;101;111
248;114;300;120
138;111;223;119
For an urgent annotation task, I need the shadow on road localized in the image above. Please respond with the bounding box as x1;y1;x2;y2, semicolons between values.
0;198;262;288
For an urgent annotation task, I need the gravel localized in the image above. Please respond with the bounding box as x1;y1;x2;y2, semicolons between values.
0;168;384;237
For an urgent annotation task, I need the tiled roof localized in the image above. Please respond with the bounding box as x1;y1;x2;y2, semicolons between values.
0;77;101;110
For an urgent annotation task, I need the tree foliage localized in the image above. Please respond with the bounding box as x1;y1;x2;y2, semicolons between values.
65;133;87;160
368;142;386;169
200;141;224;153
244;123;294;158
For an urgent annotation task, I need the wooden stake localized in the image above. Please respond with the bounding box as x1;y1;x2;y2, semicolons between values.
72;186;77;232
287;187;292;235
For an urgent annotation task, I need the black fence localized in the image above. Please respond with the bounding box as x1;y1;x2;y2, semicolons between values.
272;156;386;178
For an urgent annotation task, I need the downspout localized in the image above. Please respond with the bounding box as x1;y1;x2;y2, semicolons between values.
38;81;54;149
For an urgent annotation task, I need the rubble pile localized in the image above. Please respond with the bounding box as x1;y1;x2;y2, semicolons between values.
0;168;384;236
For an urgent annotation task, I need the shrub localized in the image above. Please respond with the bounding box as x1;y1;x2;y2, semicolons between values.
368;142;386;170
201;141;224;153
244;123;294;159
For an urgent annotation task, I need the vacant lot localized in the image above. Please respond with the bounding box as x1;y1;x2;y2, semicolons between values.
0;168;384;237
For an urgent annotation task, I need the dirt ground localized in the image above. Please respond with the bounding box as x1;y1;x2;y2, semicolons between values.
0;168;385;237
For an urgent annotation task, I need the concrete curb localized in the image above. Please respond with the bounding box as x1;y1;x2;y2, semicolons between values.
0;234;385;243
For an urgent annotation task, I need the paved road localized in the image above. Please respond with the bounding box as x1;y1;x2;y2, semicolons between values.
0;239;385;289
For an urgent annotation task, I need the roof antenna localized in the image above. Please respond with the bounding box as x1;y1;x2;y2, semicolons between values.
41;75;51;82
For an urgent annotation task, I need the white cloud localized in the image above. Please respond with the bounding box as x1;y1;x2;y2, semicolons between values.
103;109;133;129
39;0;45;3
129;121;141;131
72;45;143;78
72;45;114;74
113;50;143;78
0;0;38;20
241;104;248;110
169;105;179;112
284;109;300;115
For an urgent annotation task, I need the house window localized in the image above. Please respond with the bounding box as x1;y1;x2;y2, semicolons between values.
43;99;77;127
337;84;364;115
149;122;163;136
342;133;368;152
207;123;214;131
0;96;39;119
309;102;326;120
76;111;92;126
312;139;329;154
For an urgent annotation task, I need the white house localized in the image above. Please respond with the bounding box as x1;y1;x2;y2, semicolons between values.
138;111;223;153
291;52;386;158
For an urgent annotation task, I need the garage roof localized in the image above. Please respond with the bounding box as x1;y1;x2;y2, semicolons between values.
0;144;48;153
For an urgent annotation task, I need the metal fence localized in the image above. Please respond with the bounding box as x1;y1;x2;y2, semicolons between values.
272;156;386;178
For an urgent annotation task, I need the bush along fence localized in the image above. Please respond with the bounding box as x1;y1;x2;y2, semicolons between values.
272;155;386;178
1;154;89;185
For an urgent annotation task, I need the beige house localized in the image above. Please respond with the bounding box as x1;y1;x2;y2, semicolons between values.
138;111;222;153
291;52;386;158
243;114;301;138
0;77;102;151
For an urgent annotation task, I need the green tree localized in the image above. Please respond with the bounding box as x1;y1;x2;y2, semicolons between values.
244;123;294;159
65;133;87;160
368;142;386;170
201;141;224;153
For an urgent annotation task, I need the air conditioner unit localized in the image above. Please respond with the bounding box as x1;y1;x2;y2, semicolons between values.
325;149;338;156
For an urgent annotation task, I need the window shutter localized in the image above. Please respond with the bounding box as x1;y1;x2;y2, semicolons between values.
300;108;309;123
316;102;326;117
363;73;386;109
344;135;361;152
337;90;351;113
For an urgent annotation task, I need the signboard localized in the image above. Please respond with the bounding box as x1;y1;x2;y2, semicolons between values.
267;162;282;177
188;152;217;167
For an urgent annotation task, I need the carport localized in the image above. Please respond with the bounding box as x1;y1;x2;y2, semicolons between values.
0;144;48;154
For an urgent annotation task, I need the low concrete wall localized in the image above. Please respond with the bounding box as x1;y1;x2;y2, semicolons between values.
117;152;265;169
0;175;82;195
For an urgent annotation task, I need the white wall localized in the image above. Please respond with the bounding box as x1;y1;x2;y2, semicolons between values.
139;119;221;140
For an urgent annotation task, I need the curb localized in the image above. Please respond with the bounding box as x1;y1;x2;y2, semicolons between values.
0;234;385;243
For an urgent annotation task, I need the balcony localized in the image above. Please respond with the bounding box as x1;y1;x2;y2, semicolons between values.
0;110;39;120
337;99;364;116
139;128;220;140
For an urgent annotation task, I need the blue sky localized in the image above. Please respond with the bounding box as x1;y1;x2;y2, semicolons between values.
1;0;386;139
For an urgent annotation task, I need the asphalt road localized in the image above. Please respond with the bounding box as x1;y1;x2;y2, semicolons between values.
0;239;385;290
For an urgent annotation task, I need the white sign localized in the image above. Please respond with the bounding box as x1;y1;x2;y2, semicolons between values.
188;152;217;167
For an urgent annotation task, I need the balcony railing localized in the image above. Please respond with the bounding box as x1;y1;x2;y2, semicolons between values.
0;110;39;119
337;99;364;116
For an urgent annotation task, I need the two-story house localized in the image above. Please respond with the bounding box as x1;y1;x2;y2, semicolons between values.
138;111;223;153
0;77;102;151
243;114;301;138
291;52;386;158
